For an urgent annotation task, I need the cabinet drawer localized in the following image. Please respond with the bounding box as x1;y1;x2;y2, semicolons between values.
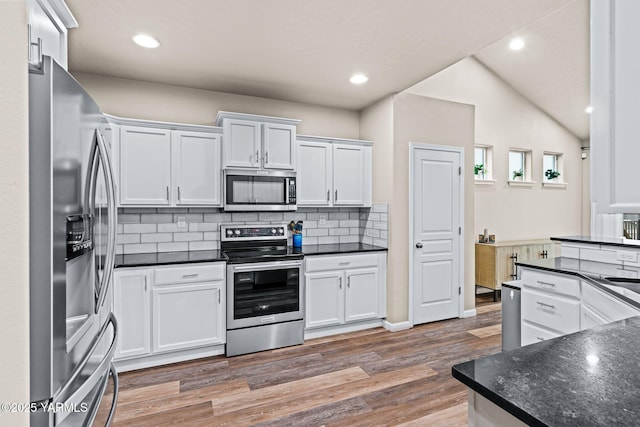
305;253;379;273
521;321;561;346
522;288;580;334
154;263;225;286
582;283;638;322
521;269;580;298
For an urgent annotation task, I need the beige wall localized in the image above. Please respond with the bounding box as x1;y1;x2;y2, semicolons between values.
0;1;30;425
407;57;583;241
361;93;475;322
73;72;360;139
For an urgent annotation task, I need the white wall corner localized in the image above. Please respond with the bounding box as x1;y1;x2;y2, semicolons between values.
462;309;477;318
382;320;413;332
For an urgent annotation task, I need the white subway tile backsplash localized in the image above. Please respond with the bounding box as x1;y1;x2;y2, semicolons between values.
116;234;140;244
123;243;157;254
141;233;173;243
123;224;156;234
231;212;259;222
173;232;203;242
158;242;188;252
373;204;388;212
189;241;218;251
115;244;123;255
116;205;386;252
373;238;387;247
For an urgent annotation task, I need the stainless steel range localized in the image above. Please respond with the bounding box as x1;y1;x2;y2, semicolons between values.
221;224;304;356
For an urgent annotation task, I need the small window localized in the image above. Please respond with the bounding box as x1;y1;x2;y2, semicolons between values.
508;150;526;181
474;145;493;181
543;153;562;182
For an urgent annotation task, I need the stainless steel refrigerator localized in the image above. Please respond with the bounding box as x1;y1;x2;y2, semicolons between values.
29;56;119;426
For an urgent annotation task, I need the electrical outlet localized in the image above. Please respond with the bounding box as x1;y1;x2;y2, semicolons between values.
177;216;187;228
319;215;326;225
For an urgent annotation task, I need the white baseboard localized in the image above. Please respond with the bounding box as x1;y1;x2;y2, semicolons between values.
114;345;225;372
304;319;384;340
382;320;413;332
462;309;477;318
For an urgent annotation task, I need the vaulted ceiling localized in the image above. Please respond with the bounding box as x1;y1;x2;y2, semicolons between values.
66;0;589;140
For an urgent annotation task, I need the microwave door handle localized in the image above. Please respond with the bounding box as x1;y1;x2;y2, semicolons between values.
94;129;117;312
285;178;290;204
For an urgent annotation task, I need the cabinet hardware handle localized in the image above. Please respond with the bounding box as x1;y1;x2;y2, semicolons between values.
182;273;199;279
347;277;350;288
335;189;338;202
416;242;423;249
536;301;556;310
166;186;170;201
536;336;545;341
327;190;330;202
144;276;148;291
339;262;351;266
256;150;260;164
339;277;342;289
537;281;556;288
265;151;269;163
178;186;181;201
218;289;221;304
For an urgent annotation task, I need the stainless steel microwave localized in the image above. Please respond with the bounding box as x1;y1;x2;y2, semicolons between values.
224;169;296;211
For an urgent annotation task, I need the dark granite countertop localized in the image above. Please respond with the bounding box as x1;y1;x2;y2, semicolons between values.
115;250;226;268
552;235;640;249
114;243;387;268
299;242;387;256
452;316;640;427
516;257;640;309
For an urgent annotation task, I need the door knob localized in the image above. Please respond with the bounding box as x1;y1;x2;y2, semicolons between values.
416;242;423;249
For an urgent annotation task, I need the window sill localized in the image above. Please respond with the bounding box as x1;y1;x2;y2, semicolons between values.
507;180;536;187
542;181;567;189
475;179;496;186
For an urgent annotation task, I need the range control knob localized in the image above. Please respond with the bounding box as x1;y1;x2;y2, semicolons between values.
234;230;240;235
226;229;233;236
271;228;277;234
278;228;284;235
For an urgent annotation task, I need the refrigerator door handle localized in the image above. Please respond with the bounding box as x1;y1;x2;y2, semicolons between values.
94;129;117;312
54;313;118;422
84;362;119;427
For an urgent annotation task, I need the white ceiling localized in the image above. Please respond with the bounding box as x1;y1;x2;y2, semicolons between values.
66;0;588;139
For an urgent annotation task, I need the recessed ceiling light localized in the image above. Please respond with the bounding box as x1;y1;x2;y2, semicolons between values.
132;34;160;49
585;106;593;114
509;37;525;51
350;74;368;85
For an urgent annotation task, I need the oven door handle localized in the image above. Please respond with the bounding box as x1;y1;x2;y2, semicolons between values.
231;261;302;272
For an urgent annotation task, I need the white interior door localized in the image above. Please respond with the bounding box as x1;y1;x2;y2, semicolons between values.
411;145;462;325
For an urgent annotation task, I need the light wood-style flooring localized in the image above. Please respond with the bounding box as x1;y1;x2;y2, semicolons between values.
99;299;501;426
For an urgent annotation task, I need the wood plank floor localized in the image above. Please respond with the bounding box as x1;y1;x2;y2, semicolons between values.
99;300;501;426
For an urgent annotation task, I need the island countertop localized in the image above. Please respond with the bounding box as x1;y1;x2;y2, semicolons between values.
452;316;640;427
551;235;640;249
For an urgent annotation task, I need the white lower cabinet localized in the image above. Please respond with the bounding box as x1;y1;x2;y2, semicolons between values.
520;267;640;346
113;262;225;367
113;269;151;359
305;252;386;334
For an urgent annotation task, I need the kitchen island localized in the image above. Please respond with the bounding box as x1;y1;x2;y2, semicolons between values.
452;316;640;426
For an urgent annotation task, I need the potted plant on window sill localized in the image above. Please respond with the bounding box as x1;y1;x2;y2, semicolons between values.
545;169;561;182
474;164;486;180
512;169;524;181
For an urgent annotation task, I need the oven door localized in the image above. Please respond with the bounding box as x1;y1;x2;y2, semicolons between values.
224;170;296;211
227;261;303;329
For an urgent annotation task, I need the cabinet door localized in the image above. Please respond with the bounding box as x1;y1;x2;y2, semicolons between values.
525;244;547;260
297;141;332;206
305;272;344;328
152;282;225;353
521;320;561;347
345;268;379;322
113;270;151;359
591;0;640;213
521;287;580;334
172;131;221;206
223;119;261;168
263;123;296;170
581;304;608;331
495;246;524;286
333;144;366;205
120;126;171;205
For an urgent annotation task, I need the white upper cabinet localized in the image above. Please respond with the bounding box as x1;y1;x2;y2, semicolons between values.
222;119;261;168
172;130;221;206
216;112;300;170
120;126;172;205
27;0;77;70
297;140;332;206
591;0;640;213
297;136;372;207
262;123;296;169
114;118;222;207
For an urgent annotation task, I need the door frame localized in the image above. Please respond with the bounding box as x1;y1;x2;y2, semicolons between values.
408;142;465;326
